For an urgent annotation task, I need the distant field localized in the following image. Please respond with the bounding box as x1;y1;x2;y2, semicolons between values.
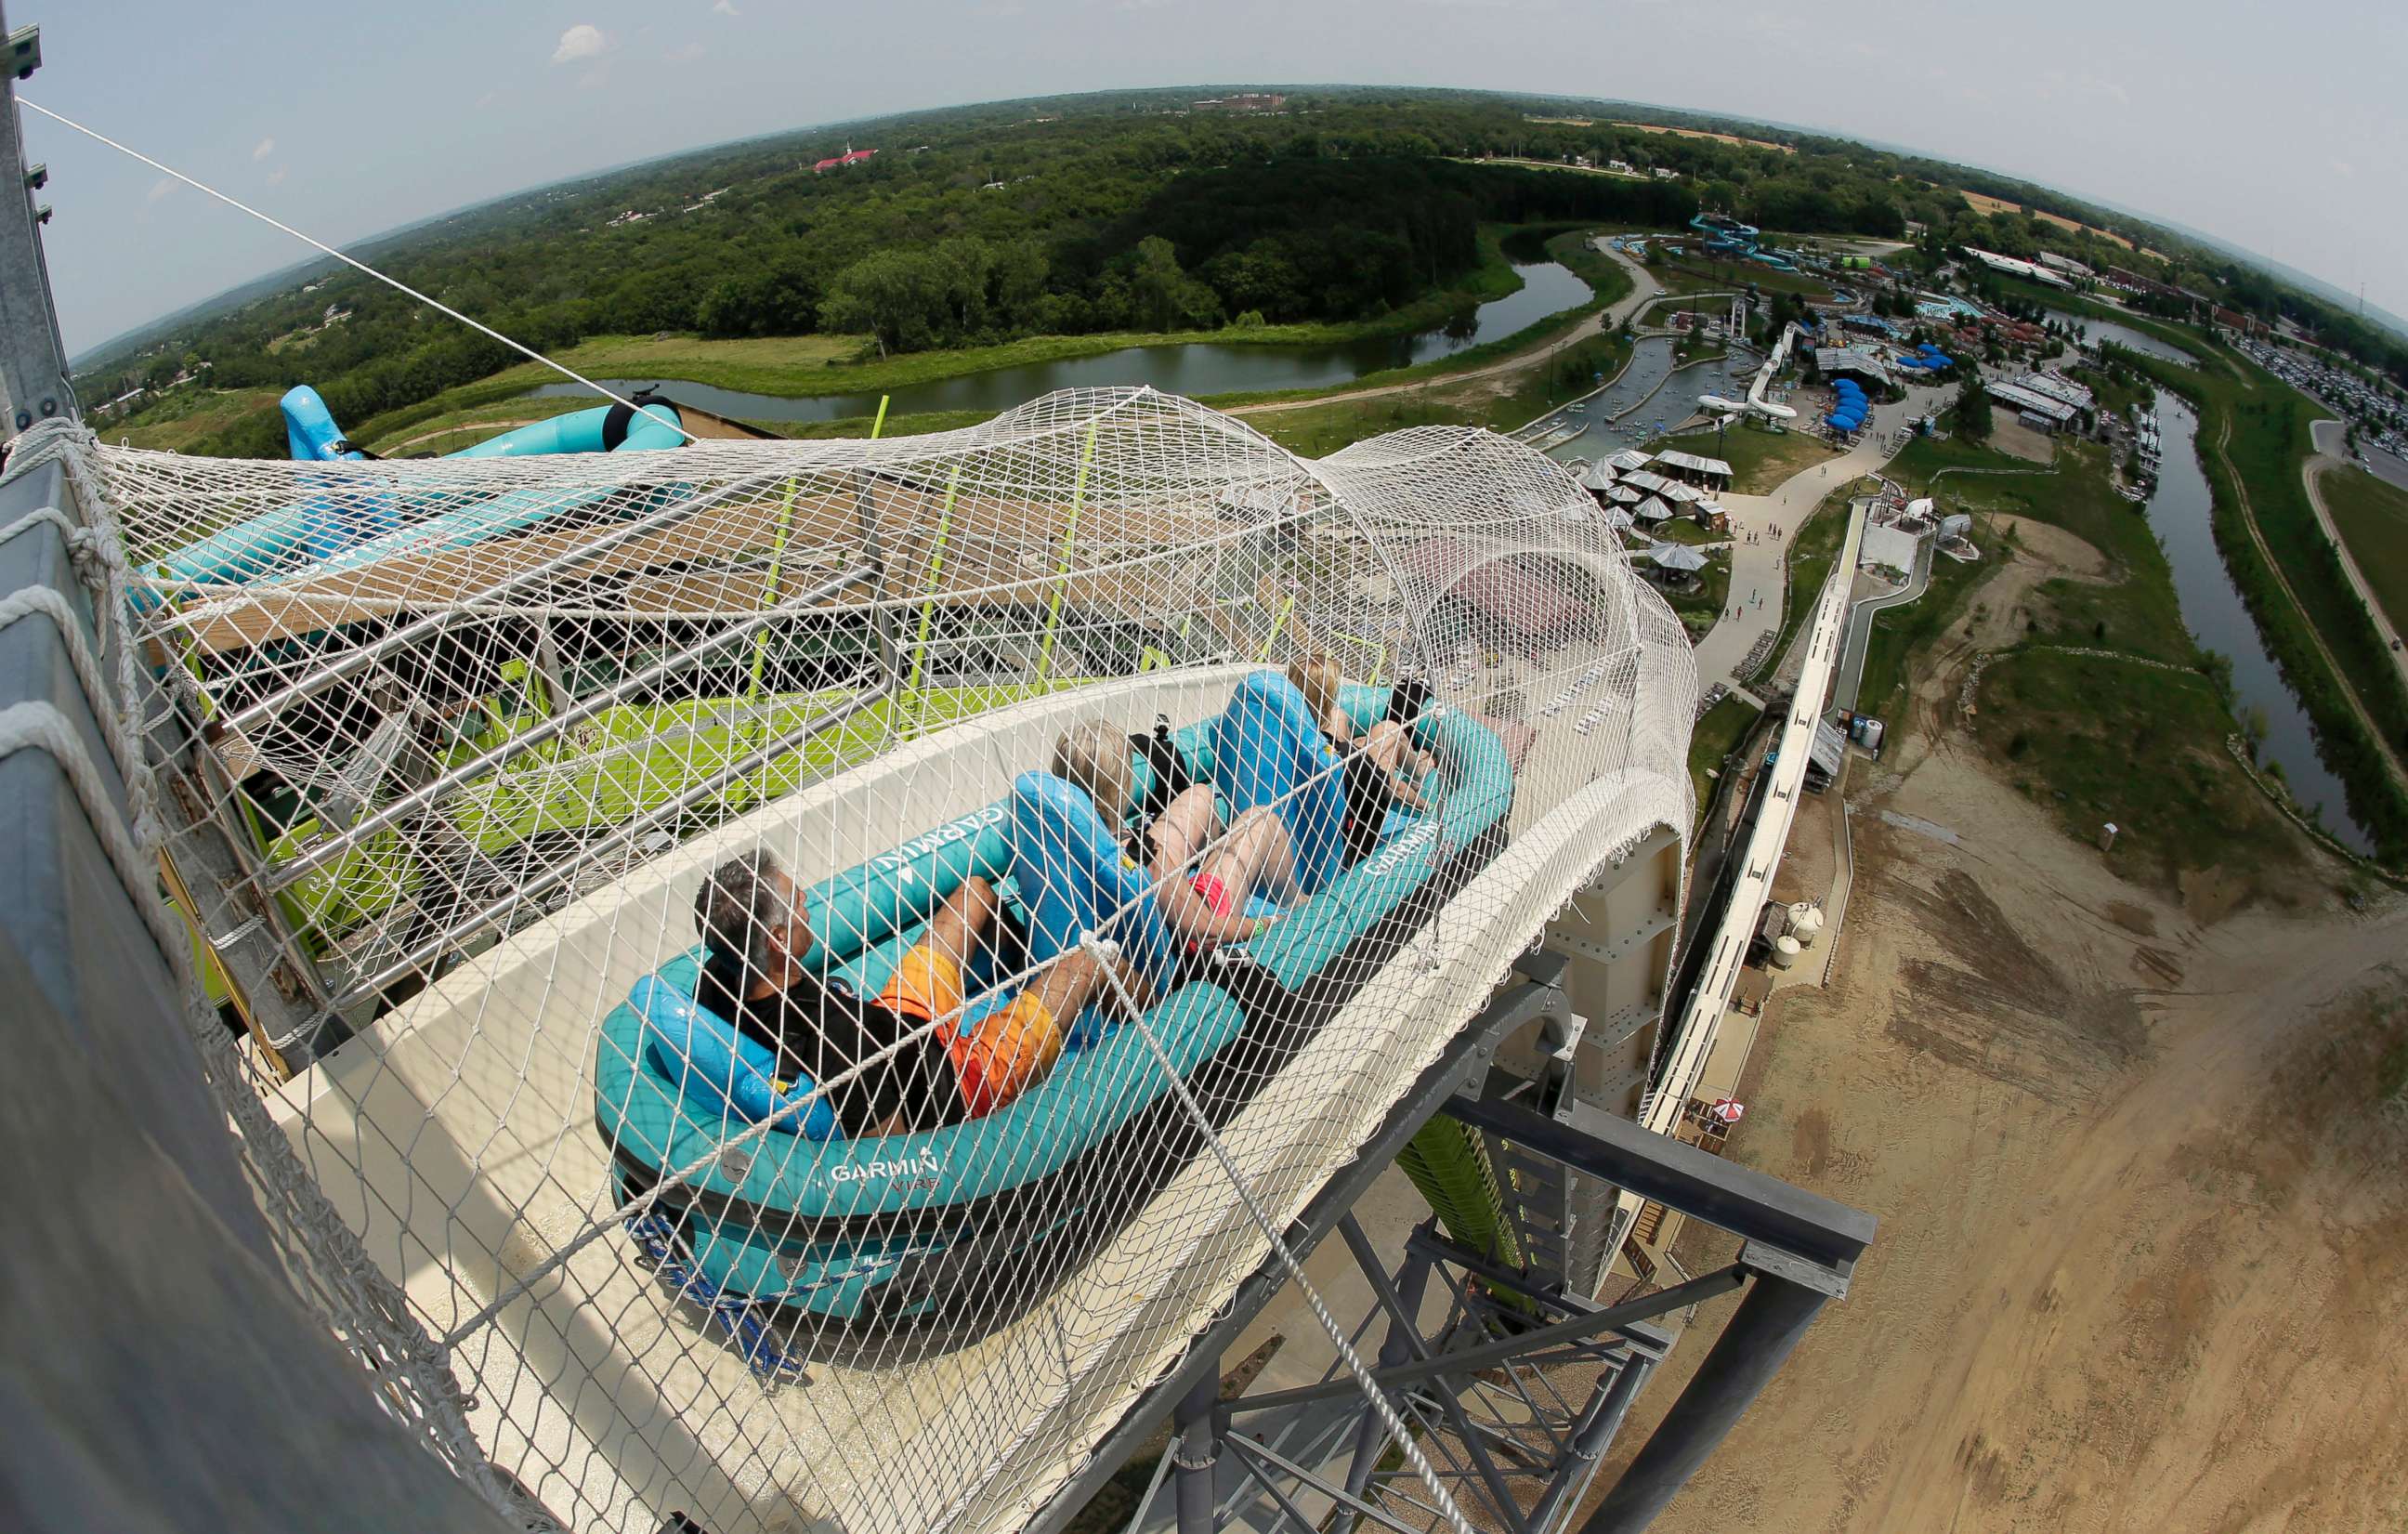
106;388;283;452
1960;191;2159;256
1613;122;1794;156
2318;464;2408;635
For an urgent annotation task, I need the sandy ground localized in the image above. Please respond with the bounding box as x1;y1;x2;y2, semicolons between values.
1585;539;2408;1532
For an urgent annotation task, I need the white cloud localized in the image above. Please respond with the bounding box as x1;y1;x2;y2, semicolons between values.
146;177;176;203
551;23;606;64
252;137;275;162
665;41;706;63
712;0;739;14
268;166;288;188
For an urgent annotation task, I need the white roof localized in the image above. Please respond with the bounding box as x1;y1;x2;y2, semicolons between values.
1618;468;1675;493
1606;450;1654;470
1580;462;1618;490
1660;480;1707;505
1984;381;2077;423
1607;485;1644;504
1654;449;1734;478
1649;543;1708;571
1634;495;1674;521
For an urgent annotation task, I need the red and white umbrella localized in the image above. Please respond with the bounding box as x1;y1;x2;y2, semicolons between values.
1707;1098;1746;1125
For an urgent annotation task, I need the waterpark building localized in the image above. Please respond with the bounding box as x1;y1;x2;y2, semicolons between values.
1985;380;2079;431
1814;345;1894;388
1651;449;1734;492
1961;247;2074;290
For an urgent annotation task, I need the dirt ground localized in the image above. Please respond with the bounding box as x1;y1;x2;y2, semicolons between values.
1986;413;2058;465
1585;538;2408;1531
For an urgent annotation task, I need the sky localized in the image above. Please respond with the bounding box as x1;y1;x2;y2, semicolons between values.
23;0;2408;357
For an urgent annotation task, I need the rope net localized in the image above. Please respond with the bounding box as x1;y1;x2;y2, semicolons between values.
102;386;1696;1534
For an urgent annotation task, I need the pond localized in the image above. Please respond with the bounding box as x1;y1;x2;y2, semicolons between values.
2046;308;2197;370
2146;395;2375;853
1535;340;1765;462
523;260;1594;424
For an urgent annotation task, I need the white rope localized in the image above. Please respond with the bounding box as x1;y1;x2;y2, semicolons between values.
18;98;702;445
0;434;538;1527
1079;934;1477;1534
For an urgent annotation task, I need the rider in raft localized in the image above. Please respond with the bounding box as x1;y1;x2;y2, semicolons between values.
691;854;1149;1137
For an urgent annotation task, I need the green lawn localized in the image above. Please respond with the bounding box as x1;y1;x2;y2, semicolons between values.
110;388;284;452
1894;438;2195;663
1670;422;1839;494
1975;649;2302;890
1688;692;1762;811
1862;433;2319;889
2317;464;2408;636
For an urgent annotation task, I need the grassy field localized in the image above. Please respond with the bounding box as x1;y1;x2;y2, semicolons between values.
2317;464;2408;635
1669;423;1839;494
1249;329;1630;457
1974;649;2302;887
1891;436;2195;662
109;388;284;452
1688;692;1762;811
1877;433;2313;888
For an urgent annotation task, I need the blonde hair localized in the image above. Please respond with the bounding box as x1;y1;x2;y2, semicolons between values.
1053;718;1133;819
1287;653;1341;724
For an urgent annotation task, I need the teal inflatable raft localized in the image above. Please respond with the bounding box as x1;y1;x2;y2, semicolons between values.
592;670;1512;1349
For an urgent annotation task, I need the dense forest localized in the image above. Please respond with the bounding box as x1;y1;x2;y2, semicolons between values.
77;85;2408;457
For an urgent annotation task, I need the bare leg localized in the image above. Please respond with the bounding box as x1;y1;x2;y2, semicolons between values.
922;872;999;972
1201;805;1301;909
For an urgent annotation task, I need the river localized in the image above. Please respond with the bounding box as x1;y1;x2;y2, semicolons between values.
524;259;1592;423
2147;396;2375;853
2045;308;2196;369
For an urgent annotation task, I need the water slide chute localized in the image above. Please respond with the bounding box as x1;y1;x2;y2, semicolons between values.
594;673;1512;1339
145;386;691;597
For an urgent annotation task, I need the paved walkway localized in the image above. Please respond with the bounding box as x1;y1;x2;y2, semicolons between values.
1687;381;1953;691
1835;538;1934;711
2304;418;2408;701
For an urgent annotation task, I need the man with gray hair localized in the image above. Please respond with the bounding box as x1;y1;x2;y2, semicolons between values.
693;850;1145;1137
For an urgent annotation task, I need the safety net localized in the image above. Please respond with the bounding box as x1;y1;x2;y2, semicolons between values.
89;386;1696;1533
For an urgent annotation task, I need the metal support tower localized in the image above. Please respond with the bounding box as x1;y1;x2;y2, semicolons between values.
0;5;73;432
1021;940;1873;1534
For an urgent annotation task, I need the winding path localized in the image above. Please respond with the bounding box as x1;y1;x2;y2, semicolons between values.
2304;418;2408;702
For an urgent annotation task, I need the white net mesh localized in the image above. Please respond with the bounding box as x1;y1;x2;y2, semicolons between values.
104;386;1696;1534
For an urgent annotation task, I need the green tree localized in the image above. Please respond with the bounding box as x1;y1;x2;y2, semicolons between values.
820;248;947;357
1951;378;1993;441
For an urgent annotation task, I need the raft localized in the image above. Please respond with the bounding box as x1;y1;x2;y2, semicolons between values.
591;670;1512;1344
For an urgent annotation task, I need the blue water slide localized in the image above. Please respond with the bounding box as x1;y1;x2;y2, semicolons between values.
150;392;693;600
1211;670;1349;895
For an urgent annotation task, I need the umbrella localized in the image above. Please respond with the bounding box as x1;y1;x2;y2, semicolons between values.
1649;543;1708;571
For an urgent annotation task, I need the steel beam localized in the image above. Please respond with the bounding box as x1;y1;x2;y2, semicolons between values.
1221;1266;1741;1420
1446;1086;1874;1278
